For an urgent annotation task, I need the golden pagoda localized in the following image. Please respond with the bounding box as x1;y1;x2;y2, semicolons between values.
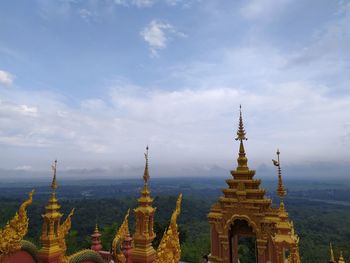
131;146;157;263
38;160;65;263
38;160;75;263
208;106;301;263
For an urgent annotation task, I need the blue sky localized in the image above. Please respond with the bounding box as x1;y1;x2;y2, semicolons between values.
0;0;349;178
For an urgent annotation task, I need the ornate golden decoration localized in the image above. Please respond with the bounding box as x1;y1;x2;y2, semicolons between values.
272;149;287;205
112;209;130;263
143;145;150;184
0;190;34;255
58;208;75;263
132;146;156;263
338;251;345;263
154;193;182;263
235;105;249;171
330;243;336;263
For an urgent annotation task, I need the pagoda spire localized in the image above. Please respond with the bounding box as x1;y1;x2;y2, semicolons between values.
272;149;287;211
39;160;63;263
329;243;336;263
132;146;156;263
138;146;153;206
338;251;345;263
235;105;249;171
49;160;58;205
143;145;150;186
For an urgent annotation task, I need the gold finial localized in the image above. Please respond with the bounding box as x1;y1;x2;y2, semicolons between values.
95;223;99;233
143;145;150;185
338;251;345;263
51;159;58;192
272;149;286;201
235;105;248;170
235;105;248;141
330;243;335;262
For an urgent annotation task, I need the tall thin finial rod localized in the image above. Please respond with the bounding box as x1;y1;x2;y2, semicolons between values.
273;149;286;207
51;160;58;192
143;145;150;185
329;243;335;262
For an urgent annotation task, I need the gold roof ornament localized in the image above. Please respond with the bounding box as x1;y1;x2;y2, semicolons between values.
58;208;75;262
45;160;62;215
112;209;130;263
272;149;287;211
143;145;150;185
235;105;249;171
0;190;34;255
330;243;336;263
154;193;182;263
338;251;345;263
137;146;154;206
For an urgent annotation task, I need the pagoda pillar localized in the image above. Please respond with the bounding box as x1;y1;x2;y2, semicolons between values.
233;235;238;263
123;234;133;263
256;239;267;263
91;224;103;252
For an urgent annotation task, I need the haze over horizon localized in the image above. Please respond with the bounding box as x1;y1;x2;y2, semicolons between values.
0;0;349;179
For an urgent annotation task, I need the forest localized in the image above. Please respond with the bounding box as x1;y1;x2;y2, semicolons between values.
0;178;350;262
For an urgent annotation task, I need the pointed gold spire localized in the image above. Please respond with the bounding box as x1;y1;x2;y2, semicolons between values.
51;160;57;192
46;160;60;211
338;251;345;263
95;223;99;233
138;145;153;206
330;243;335;262
143;145;150;185
272;149;287;210
235;105;249;171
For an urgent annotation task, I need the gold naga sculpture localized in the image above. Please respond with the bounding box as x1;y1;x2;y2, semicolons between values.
60;208;75;263
112;209;130;263
0;190;34;256
154;193;182;263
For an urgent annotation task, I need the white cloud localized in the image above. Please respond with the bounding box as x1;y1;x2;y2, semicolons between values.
78;8;96;22
0;70;14;86
15;165;32;171
141;20;186;57
240;0;291;20
114;0;155;8
1;79;349;173
114;0;200;8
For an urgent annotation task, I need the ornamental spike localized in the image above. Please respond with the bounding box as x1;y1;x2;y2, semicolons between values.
143;145;150;185
235;105;249;171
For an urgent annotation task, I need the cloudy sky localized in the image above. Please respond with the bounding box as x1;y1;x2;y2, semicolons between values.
0;0;349;179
